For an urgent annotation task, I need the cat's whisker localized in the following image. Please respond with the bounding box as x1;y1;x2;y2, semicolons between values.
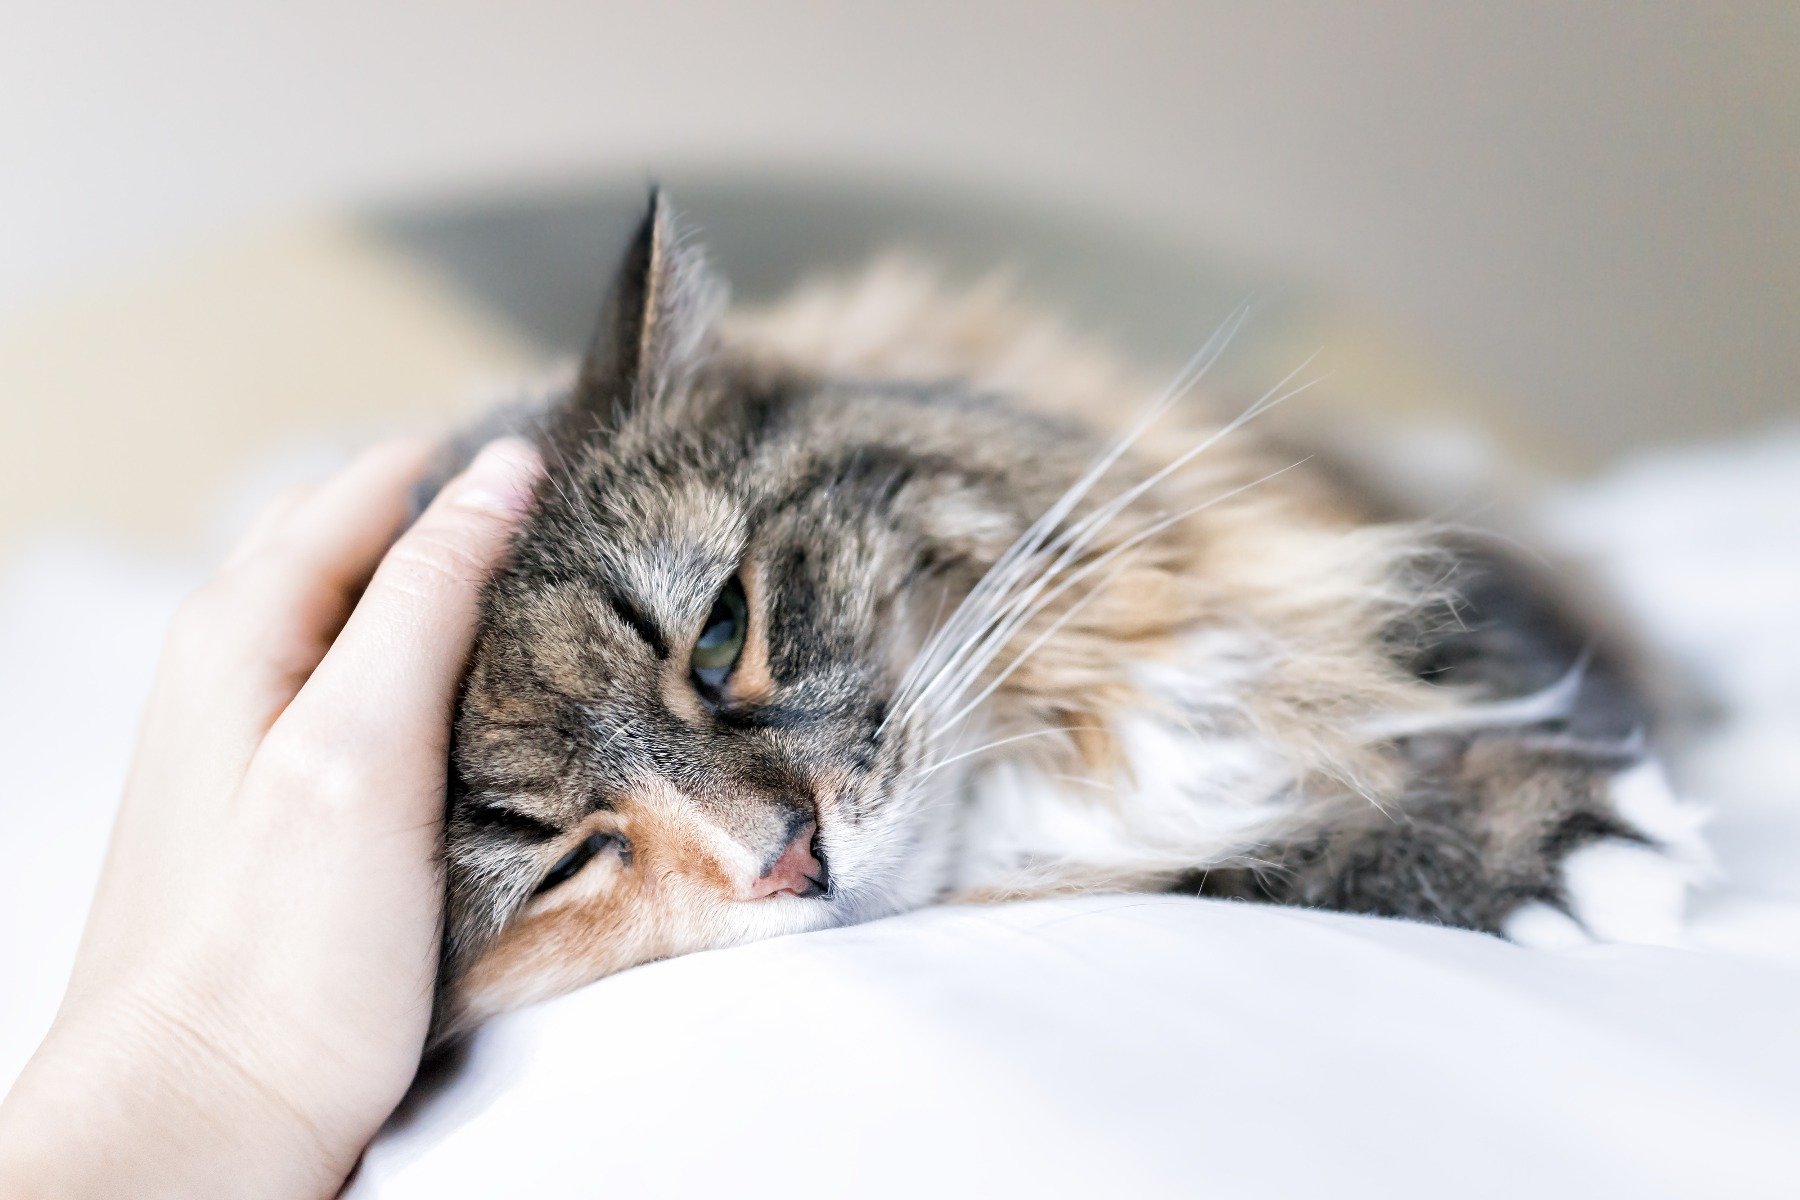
894;367;1185;714
877;578;954;740
922;457;1314;739
906;363;1321;740
947;299;1250;600
1047;355;1321;557
1038;772;1118;793
890;301;1252;717
897;364;1322;735
917;725;1103;780
926;550;1144;743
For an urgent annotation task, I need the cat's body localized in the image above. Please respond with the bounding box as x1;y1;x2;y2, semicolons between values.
428;194;1704;1036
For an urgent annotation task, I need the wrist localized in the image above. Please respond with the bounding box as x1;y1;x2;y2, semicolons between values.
0;1000;350;1200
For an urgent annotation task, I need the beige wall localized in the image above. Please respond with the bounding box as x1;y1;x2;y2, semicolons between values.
3;3;1794;470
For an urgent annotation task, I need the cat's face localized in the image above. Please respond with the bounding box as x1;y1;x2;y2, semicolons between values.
441;493;943;1030
433;195;1059;1034
440;416;955;1031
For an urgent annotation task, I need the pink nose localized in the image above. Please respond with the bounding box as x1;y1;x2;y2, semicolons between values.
748;820;829;900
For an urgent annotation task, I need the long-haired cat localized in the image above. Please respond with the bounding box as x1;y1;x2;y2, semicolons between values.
422;191;1703;1037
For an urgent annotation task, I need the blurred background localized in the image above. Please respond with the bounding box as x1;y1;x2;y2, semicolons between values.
1;2;1795;558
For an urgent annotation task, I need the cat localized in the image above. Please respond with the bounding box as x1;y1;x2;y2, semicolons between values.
421;190;1705;1038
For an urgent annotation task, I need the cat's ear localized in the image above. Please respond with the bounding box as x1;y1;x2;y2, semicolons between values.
569;188;726;428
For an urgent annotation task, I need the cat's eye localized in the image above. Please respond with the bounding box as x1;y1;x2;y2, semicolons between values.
690;576;748;693
534;832;622;896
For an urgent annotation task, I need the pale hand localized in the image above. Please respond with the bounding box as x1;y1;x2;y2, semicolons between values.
0;438;539;1199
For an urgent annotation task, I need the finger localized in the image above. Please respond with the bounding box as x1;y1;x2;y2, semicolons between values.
168;439;432;707
219;483;317;571
259;438;540;822
211;438;435;645
146;440;436;812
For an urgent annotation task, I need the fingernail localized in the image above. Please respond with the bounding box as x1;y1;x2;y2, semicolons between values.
452;437;541;516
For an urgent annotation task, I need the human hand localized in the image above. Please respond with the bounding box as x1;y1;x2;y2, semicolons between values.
0;437;539;1199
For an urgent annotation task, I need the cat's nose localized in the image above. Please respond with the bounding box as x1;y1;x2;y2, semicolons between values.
748;818;830;900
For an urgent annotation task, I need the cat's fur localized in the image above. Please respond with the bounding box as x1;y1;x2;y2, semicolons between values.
424;192;1704;1037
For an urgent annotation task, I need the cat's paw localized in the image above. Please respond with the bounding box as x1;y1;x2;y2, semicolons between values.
1503;760;1711;949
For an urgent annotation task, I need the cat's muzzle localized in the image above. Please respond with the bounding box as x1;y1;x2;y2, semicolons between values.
748;817;831;900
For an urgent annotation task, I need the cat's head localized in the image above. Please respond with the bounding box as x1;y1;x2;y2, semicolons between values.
433;193;1073;1034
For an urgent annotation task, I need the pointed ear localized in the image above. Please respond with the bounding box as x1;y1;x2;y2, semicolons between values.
569;188;726;428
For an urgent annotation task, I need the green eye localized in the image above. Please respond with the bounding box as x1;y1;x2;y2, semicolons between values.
690;576;748;692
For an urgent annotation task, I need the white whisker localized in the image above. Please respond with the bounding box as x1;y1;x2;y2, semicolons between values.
919;726;1102;779
897;366;1323;738
928;550;1144;740
913;370;1324;724
890;301;1253;718
923;457;1313;738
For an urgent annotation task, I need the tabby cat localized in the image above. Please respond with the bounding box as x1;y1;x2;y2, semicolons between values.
422;191;1703;1037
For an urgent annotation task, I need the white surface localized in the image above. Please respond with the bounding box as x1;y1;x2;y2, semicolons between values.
358;900;1799;1199
3;432;1798;1198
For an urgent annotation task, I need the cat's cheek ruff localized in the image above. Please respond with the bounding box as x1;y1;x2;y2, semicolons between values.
947;629;1301;896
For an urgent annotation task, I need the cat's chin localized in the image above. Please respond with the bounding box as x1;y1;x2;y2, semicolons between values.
842;859;961;929
810;796;964;928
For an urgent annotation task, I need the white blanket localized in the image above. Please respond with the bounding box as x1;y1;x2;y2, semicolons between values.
4;433;1797;1199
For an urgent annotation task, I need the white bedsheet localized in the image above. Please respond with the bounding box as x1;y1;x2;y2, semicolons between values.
357;898;1800;1199
4;432;1798;1198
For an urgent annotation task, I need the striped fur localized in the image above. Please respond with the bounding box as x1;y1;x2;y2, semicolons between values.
426;193;1695;1039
